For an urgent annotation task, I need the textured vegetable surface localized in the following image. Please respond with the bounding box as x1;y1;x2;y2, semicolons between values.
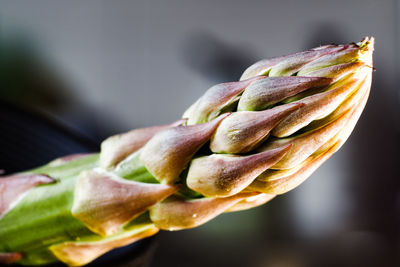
0;37;374;266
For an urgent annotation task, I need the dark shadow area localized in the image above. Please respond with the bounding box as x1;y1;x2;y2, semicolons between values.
0;35;126;145
305;22;350;46
0;35;156;267
0;36;73;112
0;36;99;172
0;100;98;173
0;101;156;267
180;31;259;82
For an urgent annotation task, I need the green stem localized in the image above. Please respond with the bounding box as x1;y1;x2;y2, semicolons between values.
0;153;155;265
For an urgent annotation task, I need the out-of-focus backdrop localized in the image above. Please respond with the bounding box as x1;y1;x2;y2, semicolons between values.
0;0;399;266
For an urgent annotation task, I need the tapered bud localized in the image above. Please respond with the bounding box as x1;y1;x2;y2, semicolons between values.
302;62;366;82
340;80;370;136
282;65;365;108
306;83;369;159
297;45;361;75
149;192;257;230
322;74;371;152
258;131;341;183
225;193;275;212
272;78;359;137
0;174;55;218
248;142;339;194
187;145;291;197
268;46;345;77
50;226;158;266
140;114;229;184
71;169;177;236
259;110;351;169
237;76;332;111
299;37;373;79
100;119;186;168
240;55;287;81
302;71;370;135
210;103;303;153
183;76;264;125
257;160;308;182
333;75;370;119
0;252;23;264
240;45;338;80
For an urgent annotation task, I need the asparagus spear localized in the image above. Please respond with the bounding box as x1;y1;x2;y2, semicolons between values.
0;37;374;266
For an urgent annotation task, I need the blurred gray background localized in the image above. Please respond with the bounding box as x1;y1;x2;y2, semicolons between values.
0;0;399;266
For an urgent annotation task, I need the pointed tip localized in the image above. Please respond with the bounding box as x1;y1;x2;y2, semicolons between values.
265;109;351;169
100;119;186;168
238;76;332;111
184;77;261;125
358;36;374;67
281;143;293;152
50;226;158;266
272;77;361;138
0;174;55;218
360;36;375;50
225;193;275;212
210;103;301;154
218;111;232;119
172;118;188;126
249;141;339;194
187;144;291;197
240;57;283;80
72;170;177;236
150;193;256;230
141;114;229;184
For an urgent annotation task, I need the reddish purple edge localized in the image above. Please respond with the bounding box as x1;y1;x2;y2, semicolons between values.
0;252;23;264
0;174;55;217
55;153;94;163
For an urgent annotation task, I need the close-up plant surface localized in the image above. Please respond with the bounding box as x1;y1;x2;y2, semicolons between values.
0;37;374;266
0;1;399;267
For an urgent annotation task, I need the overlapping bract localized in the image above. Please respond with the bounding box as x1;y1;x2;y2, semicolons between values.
0;38;374;266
